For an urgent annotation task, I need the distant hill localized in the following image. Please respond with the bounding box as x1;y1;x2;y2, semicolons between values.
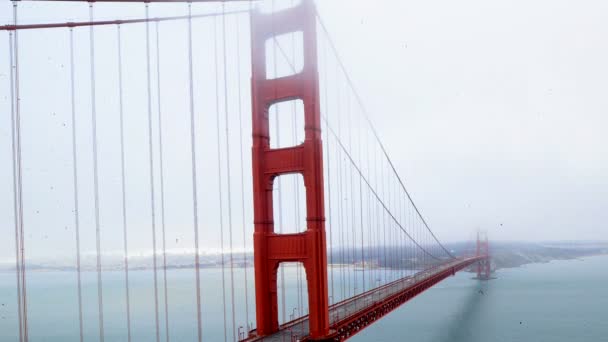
1;241;606;272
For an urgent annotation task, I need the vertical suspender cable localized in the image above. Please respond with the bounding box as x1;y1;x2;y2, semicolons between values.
321;34;335;305
399;179;404;277
357;104;365;292
315;15;454;260
393;172;398;275
382;157;387;283
88;4;105;341
391;167;396;279
154;21;170;342
373;143;381;284
12;4;29;339
186;3;204;341
390;174;394;276
213;14;229;342
410;197;414;273
338;147;345;301
406;195;411;275
335;112;345;302
13;2;28;339
8;16;24;342
68;27;85;342
335;66;346;301
144;4;162;341
365;127;372;289
340;71;351;298
220;3;237;340
335;68;349;298
346;91;356;297
388;171;392;281
235;8;250;332
400;192;404;278
374;144;380;286
116;24;133;342
395;176;399;276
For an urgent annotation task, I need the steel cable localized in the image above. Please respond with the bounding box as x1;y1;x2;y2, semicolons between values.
68;26;85;342
235;8;251;333
8;15;24;342
144;5;162;341
315;12;454;259
220;3;238;340
88;4;105;341
116;24;133;342
13;3;28;340
186;3;204;341
154;21;171;342
213;13;229;342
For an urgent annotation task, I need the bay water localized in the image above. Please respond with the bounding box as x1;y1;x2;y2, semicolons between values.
1;255;606;341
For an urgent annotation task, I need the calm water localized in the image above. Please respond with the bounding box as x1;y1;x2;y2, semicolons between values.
354;254;608;342
0;255;606;341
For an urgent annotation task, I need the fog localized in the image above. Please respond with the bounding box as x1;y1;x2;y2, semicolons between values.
0;0;606;264
317;0;608;242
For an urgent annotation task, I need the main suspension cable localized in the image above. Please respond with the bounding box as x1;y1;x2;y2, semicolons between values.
324;119;442;261
0;10;249;32
315;12;454;259
270;36;445;264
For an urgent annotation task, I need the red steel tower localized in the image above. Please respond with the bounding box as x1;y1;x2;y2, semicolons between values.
476;231;491;279
250;0;329;339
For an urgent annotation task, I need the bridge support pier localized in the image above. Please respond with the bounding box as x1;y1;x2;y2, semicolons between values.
250;0;330;339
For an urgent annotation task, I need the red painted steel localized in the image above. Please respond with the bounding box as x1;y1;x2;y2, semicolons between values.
477;232;491;279
329;257;485;341
250;0;329;339
242;257;487;341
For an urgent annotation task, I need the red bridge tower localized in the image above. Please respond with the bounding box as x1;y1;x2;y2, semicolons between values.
476;231;491;279
250;0;329;339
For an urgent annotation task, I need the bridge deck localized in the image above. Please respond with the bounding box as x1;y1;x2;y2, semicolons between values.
243;256;483;341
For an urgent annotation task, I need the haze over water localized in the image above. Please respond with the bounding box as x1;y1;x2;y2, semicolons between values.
0;255;606;341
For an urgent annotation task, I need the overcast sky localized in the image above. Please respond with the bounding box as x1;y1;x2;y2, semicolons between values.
319;0;608;243
1;0;607;263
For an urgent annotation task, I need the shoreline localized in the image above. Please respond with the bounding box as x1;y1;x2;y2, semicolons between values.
2;253;606;274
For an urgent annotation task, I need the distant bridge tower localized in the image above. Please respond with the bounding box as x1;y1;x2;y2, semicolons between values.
476;231;491;279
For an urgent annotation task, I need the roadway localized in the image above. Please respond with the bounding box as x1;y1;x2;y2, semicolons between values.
244;256;482;341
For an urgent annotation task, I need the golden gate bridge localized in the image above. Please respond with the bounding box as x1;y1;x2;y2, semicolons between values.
1;0;491;341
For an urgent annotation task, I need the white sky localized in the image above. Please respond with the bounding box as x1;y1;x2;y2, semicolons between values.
0;0;607;263
316;0;608;242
